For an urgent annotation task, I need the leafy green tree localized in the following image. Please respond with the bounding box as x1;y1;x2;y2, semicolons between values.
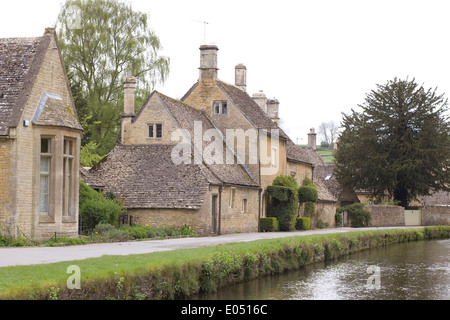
335;78;450;207
56;0;170;155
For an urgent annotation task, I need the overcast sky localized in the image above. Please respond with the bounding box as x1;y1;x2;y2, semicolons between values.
1;0;450;144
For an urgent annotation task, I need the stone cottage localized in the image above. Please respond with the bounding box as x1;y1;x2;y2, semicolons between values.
182;45;333;219
0;28;82;241
88;83;260;236
87;44;337;234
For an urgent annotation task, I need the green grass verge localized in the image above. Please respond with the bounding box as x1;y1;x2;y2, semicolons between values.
0;226;449;300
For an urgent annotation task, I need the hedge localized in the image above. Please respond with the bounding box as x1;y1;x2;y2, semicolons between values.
260;217;279;232
295;217;311;230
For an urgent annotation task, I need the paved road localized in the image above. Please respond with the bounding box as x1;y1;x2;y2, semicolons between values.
0;226;423;267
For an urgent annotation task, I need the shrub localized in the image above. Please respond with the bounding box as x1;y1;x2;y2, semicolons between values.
266;176;299;232
298;186;318;203
337;203;371;227
295;217;311;230
260;217;279;232
79;181;125;230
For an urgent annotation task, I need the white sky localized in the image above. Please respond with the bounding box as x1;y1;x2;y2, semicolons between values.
1;0;450;144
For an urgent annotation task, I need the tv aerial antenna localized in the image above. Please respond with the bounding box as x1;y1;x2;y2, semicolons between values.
192;20;211;44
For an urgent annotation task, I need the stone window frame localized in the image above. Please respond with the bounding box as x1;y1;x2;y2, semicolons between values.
242;197;248;214
271;146;278;168
212;100;228;115
62;137;76;218
39;135;55;222
229;187;236;209
148;123;163;139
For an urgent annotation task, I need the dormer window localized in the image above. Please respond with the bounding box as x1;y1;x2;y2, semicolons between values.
213;101;228;115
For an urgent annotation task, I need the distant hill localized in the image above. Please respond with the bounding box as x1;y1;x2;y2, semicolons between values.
297;145;335;163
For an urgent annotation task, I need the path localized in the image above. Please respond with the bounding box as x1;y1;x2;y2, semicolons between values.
0;226;423;267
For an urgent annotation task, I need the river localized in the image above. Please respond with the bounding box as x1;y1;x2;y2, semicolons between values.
195;239;450;300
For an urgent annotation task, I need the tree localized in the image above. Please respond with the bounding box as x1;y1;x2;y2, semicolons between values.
334;77;450;207
56;0;170;155
318;121;340;146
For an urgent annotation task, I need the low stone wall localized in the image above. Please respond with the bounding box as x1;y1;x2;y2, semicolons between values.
367;205;405;227
422;206;450;226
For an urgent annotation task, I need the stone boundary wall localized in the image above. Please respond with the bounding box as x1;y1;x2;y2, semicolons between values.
367;205;405;227
422;206;450;226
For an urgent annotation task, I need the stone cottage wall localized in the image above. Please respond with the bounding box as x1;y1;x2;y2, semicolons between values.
422;206;450;226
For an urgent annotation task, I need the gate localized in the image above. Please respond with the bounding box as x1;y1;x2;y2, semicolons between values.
405;210;421;226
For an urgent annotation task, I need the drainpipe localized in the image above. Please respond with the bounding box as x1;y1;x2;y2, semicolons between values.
218;185;222;235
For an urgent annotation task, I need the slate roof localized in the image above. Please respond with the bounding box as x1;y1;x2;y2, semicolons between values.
314;163;342;199
88;144;214;209
0;29;81;134
152;91;259;187
286;139;325;167
0;34;50;135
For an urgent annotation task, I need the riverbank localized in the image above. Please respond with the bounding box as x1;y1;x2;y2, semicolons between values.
0;226;449;300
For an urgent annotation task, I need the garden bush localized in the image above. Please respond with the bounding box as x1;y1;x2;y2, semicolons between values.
79;181;125;230
260;217;279;232
295;217;311;230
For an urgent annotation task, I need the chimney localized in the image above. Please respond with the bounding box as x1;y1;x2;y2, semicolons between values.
121;73;137;144
235;64;247;91
252;91;267;113
266;99;280;126
307;128;317;150
199;45;219;80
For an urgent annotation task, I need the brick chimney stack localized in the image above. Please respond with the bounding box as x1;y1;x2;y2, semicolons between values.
199;45;219;80
121;72;136;144
235;64;247;91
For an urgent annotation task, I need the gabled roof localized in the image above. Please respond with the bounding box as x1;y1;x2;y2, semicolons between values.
146;91;259;187
182;80;289;140
90;91;260;209
216;80;289;140
286;139;325;167
0;34;50;135
89;144;214;209
0;29;81;135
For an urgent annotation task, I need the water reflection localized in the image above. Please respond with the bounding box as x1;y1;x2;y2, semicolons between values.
195;239;450;300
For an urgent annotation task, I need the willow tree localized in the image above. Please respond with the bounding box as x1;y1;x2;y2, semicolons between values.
334;78;450;207
56;0;170;155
